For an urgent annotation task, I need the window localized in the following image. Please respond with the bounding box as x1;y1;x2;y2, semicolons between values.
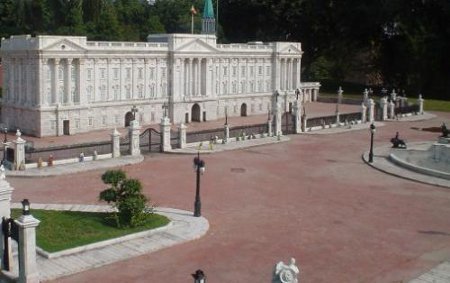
151;112;155;122
266;66;271;76
87;86;93;102
223;67;227;76
150;67;155;80
114;68;119;80
59;66;64;81
232;66;237;77
126;86;131;99
100;68;106;79
114;87;119;100
161;67;166;78
88;117;94;126
102;116;107;126
87;69;92;81
75;119;80;129
71;67;76;81
258;66;263;75
138;68;143;80
50;120;56;130
250;66;254;76
115;115;120;124
126;68;131;80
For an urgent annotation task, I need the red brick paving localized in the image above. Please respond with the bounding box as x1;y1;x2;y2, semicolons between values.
6;106;450;283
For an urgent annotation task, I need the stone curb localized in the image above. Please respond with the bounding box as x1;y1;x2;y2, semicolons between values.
9;204;209;281
361;145;450;189
5;155;144;178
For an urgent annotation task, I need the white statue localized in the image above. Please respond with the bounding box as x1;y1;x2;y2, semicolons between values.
273;258;300;283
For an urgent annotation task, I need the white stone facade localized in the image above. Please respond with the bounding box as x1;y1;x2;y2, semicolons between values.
1;34;320;137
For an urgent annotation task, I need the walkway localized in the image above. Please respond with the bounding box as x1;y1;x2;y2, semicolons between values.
8;203;209;282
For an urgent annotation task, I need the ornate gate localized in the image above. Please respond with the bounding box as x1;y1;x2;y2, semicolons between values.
139;128;162;153
282;112;295;135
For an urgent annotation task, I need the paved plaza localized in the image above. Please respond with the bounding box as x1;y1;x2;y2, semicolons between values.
5;103;450;283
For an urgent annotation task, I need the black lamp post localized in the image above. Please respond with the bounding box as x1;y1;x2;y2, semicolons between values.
192;269;206;283
21;199;30;215
193;152;205;217
3;128;7;143
369;123;376;163
225;107;228;126
131;105;138;120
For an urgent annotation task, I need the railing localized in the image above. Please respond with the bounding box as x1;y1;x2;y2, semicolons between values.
340;112;362;122
306;115;337;128
229;123;268;138
186;128;225;144
395;104;419;115
86;41;168;49
25;141;112;163
316;97;362;105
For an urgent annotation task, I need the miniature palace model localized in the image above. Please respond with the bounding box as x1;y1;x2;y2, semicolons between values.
0;0;320;137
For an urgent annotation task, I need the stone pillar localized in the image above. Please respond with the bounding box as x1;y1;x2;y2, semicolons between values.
380;97;388;121
363;88;369;107
293;101;302;134
0;172;13;269
13;130;26;170
274;102;282;136
160;117;171;152
16;213;40;283
361;103;367;123
129;120;141;156
268;117;273;136
111;128;121;158
367;98;375;123
223;124;230;143
178;123;187;149
389;100;395;119
418;94;424;114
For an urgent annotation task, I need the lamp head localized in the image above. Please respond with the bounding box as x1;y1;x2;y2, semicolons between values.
22;199;30;215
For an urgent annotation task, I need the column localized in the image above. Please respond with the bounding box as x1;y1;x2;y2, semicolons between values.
389;100;395;119
293;100;302;134
197;58;201;96
380;97;388;120
111;128;121;158
367;98;375;123
160;116;171;152
66;58;73;105
13;130;26;170
129;120;141;156
16;213;40;283
53;59;60;105
361;103;367;123
223;123;230;143
178;123;187;149
274;100;282;136
189;58;193;96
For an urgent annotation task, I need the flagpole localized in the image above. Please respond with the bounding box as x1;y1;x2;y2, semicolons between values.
216;0;219;34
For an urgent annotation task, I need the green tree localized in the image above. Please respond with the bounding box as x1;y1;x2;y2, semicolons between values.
99;170;148;228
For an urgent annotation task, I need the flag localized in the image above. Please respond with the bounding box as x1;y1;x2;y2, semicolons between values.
190;5;197;15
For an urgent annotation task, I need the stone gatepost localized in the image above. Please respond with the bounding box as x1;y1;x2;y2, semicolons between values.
293;101;302;134
273;102;282;136
363;88;369;107
13;130;26;170
0;170;13;269
301;114;307;132
418;94;424;114
380;97;388;121
367;98;375;123
361;103;367;123
178;123;187;149
160;116;171;152
111;128;121;158
129;120;141;156
389;100;395;119
223;124;230;143
16;213;40;283
267;116;273;136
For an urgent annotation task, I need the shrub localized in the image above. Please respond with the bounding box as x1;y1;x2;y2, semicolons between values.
99;170;148;228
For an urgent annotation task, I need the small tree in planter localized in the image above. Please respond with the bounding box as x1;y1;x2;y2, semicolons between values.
99;170;148;228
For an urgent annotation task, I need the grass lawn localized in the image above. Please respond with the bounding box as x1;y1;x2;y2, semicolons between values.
11;209;170;253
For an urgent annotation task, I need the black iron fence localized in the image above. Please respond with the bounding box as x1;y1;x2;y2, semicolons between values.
25;141;112;163
316;97;362;105
306;115;337;128
395;104;419;115
339;112;362;122
228;123;268;138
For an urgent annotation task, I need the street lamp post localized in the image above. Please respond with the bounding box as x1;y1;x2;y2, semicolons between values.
193;152;205;217
131;105;138;120
3;127;7;143
192;269;206;283
369;123;376;163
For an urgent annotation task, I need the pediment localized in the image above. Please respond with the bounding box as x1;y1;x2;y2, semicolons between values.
176;39;218;53
279;44;303;55
42;39;87;52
